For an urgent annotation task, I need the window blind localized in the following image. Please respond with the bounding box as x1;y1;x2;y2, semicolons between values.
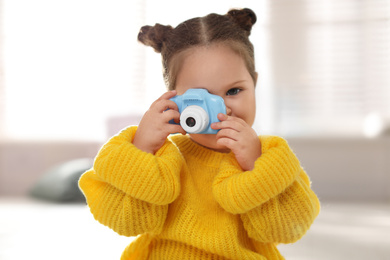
266;0;390;136
0;0;5;138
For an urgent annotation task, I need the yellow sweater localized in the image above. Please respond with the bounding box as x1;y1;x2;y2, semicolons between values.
79;126;320;260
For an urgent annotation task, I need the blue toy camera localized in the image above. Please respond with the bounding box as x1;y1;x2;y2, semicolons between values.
170;89;226;134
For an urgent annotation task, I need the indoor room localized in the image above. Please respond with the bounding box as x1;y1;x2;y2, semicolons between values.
0;0;389;259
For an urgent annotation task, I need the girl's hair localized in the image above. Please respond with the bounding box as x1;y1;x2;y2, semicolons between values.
138;8;257;90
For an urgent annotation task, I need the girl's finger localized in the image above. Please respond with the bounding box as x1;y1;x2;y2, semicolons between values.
162;99;180;112
217;113;228;121
216;137;237;151
162;109;181;123
217;114;247;126
152;99;179;113
157;90;177;101
216;128;240;141
167;124;186;135
212;117;244;131
151;91;178;110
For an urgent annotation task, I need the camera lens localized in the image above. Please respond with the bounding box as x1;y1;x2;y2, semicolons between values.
186;117;196;127
180;105;209;134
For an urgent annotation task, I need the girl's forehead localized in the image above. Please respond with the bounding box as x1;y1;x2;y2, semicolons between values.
174;46;253;95
170;42;254;87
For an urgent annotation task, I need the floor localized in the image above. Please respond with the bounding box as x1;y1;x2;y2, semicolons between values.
0;198;389;260
278;201;390;259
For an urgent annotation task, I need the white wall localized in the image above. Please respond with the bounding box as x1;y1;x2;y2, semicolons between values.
1;137;389;201
288;137;390;202
0;141;100;196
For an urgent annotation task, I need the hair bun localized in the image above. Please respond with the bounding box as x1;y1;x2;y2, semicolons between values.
227;8;257;36
138;23;173;53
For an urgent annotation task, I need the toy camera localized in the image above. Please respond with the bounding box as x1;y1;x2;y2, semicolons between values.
170;89;226;134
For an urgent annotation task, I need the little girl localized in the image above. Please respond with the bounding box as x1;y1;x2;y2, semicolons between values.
79;8;320;260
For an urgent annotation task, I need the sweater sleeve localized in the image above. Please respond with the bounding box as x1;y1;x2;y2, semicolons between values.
79;126;183;237
79;169;169;237
212;136;320;243
92;126;182;205
240;169;320;243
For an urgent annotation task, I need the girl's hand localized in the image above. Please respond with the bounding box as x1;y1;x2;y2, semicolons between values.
133;91;186;154
211;114;262;171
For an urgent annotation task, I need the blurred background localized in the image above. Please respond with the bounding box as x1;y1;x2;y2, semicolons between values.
0;0;389;259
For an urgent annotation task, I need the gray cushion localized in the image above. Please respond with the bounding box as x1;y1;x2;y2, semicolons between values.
30;158;93;202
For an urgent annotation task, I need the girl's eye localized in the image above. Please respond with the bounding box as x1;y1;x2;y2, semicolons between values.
226;88;241;96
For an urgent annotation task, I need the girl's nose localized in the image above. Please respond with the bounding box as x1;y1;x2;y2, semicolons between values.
226;106;232;116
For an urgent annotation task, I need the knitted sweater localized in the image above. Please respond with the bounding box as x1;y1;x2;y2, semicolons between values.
79;126;320;260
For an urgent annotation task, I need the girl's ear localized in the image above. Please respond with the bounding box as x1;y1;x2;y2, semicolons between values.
227;8;257;36
138;23;173;53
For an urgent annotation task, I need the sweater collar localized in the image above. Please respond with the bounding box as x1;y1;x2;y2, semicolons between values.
169;134;232;167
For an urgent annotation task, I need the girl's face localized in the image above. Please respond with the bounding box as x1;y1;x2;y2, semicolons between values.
175;44;257;152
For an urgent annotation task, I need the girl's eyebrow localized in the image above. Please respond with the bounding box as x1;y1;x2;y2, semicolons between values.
227;80;248;87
